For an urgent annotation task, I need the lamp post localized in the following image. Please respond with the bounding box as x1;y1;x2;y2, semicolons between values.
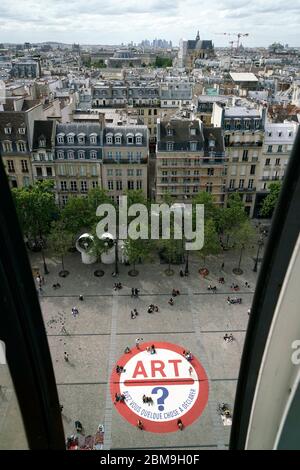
253;238;264;272
112;239;119;276
184;249;189;276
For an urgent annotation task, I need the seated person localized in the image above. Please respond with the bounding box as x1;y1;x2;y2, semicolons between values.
168;298;174;305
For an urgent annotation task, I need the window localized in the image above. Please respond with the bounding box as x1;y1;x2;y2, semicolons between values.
18;141;26;152
61;195;68;206
244;120;250;130
80;166;86;176
268;132;272;137
19;127;26;134
278;132;282;137
116;181;123;191
127;135;134;144
190;128;196;136
207;168;214;176
190;142;197;151
90;134;97;144
21;160;28;173
39;138;46;148
108;181;114;190
90;151;97;159
61;181;67;191
128;181;134;190
128;152;133;161
267;145;273;153
7;160;15;172
36;167;42;177
235;120;241;130
248;179;254;189
136;181;142;190
242;150;248;161
107;169;113;176
115;135;122;144
167;142;174;151
3;141;12;152
136;152;142;162
78;135;85;144
288;131;293;137
68;151;74;160
167;128;173;136
127;169;134;176
116;151;121;161
57;151;64;159
57;165;65;176
115;169;122;177
46;167;52;177
240;165;246;176
70;181;77;191
246;194;253;203
136;169;142;176
239;179;244;189
206;182;213;193
229;179;235;189
106;135;113;144
148;109;152;116
250;165;256;175
81;181;88;192
255;120;260;129
4;126;12;134
78;151;85;159
275;158;280;166
23;176;30;187
92;181;98;188
67;134;74;144
265;158;270;166
231;165;237;176
136;135;142;144
57;135;64;144
107;151;113;160
277;145;283;153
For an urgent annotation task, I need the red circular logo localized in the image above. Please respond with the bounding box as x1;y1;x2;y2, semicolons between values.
110;341;209;433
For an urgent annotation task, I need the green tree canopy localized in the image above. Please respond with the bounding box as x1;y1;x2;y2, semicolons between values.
260;182;281;218
198;218;221;263
48;220;74;272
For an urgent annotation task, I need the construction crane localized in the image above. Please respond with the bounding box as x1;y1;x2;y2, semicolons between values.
214;32;249;49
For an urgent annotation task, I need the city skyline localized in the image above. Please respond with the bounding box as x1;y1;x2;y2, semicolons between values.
0;0;300;47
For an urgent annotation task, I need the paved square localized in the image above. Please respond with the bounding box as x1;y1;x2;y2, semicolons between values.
1;247;258;450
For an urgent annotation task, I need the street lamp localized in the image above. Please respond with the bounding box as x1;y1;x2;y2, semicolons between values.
253;238;264;272
112;239;119;277
184;249;189;276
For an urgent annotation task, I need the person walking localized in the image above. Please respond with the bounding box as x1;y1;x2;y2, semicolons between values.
221;262;225;270
64;352;69;362
135;337;143;349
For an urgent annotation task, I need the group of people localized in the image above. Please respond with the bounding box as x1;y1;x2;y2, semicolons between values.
224;333;234;343
114;282;122;291
142;395;154;405
168;298;174;306
147;304;159;313
36;273;45;292
131;287;140;297
146;345;156;354
230;284;240;291
137;418;183;431
172;289;180;297
72;307;79;317
114;393;126;404
207;284;217;292
183;350;193;362
227;296;242;304
130;308;139;319
218;277;225;284
52;283;61;289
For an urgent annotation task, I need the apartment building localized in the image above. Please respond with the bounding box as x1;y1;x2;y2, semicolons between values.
254;121;299;217
54;122;103;206
31;120;56;189
0;98;43;189
155;118;225;204
102;125;149;203
212;102;266;216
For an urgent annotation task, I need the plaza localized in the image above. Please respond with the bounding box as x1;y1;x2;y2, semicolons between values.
23;247;257;450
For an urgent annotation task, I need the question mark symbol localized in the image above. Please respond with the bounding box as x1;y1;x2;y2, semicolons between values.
152;386;169;411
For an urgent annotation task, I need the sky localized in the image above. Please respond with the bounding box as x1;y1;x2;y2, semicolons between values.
0;0;300;47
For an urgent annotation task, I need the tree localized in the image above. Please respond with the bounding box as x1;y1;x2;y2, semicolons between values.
159;230;182;276
192;191;220;223
260;182;281;218
48;221;73;276
12;180;58;274
218;193;247;246
198;219;221;265
60;196;93;240
231;220;256;274
124;237;152;276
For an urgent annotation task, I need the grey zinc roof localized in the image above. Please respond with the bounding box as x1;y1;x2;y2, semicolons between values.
32;120;55;150
224;107;261;118
103;125;148;144
56;122;102;135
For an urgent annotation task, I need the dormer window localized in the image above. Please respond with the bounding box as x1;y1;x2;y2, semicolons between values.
5;125;12;134
190;142;197;151
78;133;85;144
39;137;46;148
190;128;196;136
115;134;122;144
78;150;85;159
127;133;134;144
278;131;282;137
167;128;173;136
106;134;113;144
136;134;142;144
90;134;97;144
167;142;174;151
67;134;75;144
19;127;26;134
67;150;74;159
57;134;64;144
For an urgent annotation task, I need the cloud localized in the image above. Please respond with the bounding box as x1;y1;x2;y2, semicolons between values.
0;0;299;46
